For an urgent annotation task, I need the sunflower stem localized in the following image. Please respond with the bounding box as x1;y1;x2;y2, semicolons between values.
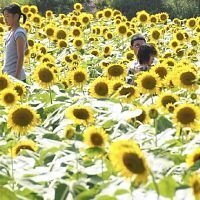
154;119;158;147
73;130;79;180
150;169;160;200
49;86;53;104
10;147;15;190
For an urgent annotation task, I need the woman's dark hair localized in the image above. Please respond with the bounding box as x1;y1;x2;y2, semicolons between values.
3;4;27;24
137;44;157;65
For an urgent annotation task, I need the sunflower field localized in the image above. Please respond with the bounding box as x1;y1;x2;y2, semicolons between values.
0;3;200;200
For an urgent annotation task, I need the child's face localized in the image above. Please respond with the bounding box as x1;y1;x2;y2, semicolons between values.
3;10;18;27
131;39;146;56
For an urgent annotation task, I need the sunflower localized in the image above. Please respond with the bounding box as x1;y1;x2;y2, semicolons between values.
173;67;197;90
157;92;179;110
0;88;20;107
55;29;67;40
150;15;158;23
124;51;135;61
116;84;139;103
190;173;200;200
33;65;56;88
103;8;113;19
105;63;126;79
80;14;90;26
62;18;69;26
74;3;83;11
28;39;34;47
30;5;38;14
65;105;95;126
169;39;180;50
149;28;161;41
7;105;40;135
186;18;197;29
45;26;55;38
73;37;84;49
83;126;108;147
0;73;10;91
159;12;169;22
174;31;185;43
57;40;67;48
89;77;110;99
45;10;54;18
31;14;42;26
136;72;161;95
10;140;38;157
111;80;125;93
105;32;113;40
64;125;75;139
90;49;99;56
131;106;149;125
109;140;149;184
117;23;128;36
136;10;149;24
150;64;168;80
71;27;82;37
69;67;88;87
21;5;29;14
186;148;200;167
148;105;159;119
173;103;200;130
103;45;113;56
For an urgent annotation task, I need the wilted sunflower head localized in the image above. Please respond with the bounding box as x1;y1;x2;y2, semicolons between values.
0;88;20;107
111;80;124;92
83;126;108;147
12;83;26;97
151;64;168;79
189;173;200;200
65;105;95;125
8;105;40;135
64;125;75;139
10;139;38;158
89;77;110;99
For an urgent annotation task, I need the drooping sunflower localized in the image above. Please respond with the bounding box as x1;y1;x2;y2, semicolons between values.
186;148;200;167
157;92;179;110
148;105;159;119
136;72;161;95
7;105;40;135
150;64;168;79
64;125;75;139
69;67;88;87
10;140;38;157
117;23;128;36
124;50;135;61
33;65;56;88
136;10;150;24
65;105;95;126
109;140;149;184
103;45;113;57
0;88;20;107
90;49;100;57
83;126;108;147
116;85;139;103
130;106;149;125
0;73;10;91
105;63;126;79
173;103;200;131
189;173;200;200
89;77;110;99
73;37;84;49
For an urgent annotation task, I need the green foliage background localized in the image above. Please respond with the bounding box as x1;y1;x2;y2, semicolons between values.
0;0;199;19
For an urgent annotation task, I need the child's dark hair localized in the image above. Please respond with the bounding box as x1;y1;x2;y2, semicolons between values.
131;34;146;46
3;4;27;24
137;44;157;65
